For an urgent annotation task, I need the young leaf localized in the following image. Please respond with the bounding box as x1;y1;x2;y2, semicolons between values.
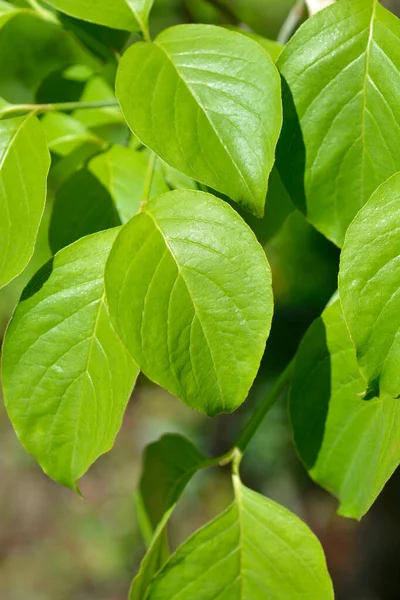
339;172;400;400
106;189;273;417
277;0;400;246
140;434;206;530
290;298;400;519
0;113;50;289
44;0;154;32
116;24;282;216
41;111;98;156
49;169;120;254
131;434;206;599
89;146;169;224
147;474;334;599
2;229;139;490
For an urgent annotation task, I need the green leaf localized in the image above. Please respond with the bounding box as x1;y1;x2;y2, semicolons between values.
235;167;294;247
290;298;400;519
2;229;139;490
89;146;169;223
0;14;99;104
277;0;400;246
116;24;282;216
147;474;333;599
106;189;273;417
44;0;154;32
0;113;50;289
131;434;206;600
49;168;120;254
225;27;284;62
41;111;99;156
131;508;174;600
0;0;28;28
339;172;400;400
140;434;206;530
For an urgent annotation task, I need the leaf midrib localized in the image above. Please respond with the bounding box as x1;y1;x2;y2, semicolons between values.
360;0;377;203
154;39;255;205
143;208;225;410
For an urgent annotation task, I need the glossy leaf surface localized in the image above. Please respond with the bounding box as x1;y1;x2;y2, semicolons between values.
340;173;400;399
278;0;400;245
290;298;400;519
2;229;138;489
106;189;273;416
148;475;334;599
0;113;49;289
117;24;282;216
44;0;154;31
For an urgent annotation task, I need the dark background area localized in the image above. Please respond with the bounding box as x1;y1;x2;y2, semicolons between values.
1;0;400;598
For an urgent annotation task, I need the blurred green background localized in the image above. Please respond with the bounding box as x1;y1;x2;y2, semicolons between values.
1;1;400;599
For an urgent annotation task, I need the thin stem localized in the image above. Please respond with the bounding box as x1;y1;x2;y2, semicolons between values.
139;153;157;211
199;358;296;470
27;0;58;22
277;0;306;44
140;24;151;43
0;99;119;119
235;358;296;453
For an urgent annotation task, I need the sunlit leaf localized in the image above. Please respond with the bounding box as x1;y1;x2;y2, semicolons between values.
277;0;400;245
116;24;282;216
106;189;273;416
2;229;139;489
0;113;49;288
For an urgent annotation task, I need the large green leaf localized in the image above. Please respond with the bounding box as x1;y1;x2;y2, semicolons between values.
131;434;206;600
116;24;282;216
290;298;400;519
0;113;50;289
2;229;139;490
49;168;120;254
147;474;333;599
277;0;400;246
339;172;400;400
44;0;153;31
106;189;273;417
89;146;169;223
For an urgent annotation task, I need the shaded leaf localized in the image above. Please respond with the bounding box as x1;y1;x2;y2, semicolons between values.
89;146;169;223
42;111;98;156
0;14;99;104
2;229;138;489
106;189;273;416
131;434;206;599
290;298;400;519
339;172;400;399
49;168;120;254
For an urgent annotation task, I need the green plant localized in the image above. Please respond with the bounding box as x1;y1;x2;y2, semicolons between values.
1;0;399;597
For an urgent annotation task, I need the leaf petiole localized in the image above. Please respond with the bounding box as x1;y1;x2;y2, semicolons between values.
0;100;120;119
